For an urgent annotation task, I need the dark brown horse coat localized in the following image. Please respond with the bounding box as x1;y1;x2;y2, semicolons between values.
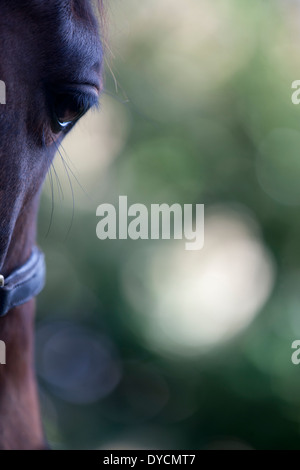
0;0;103;449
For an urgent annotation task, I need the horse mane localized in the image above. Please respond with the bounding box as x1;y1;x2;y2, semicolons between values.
94;0;109;58
95;0;106;32
97;0;104;12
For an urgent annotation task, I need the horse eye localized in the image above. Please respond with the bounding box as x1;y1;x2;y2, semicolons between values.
51;93;88;133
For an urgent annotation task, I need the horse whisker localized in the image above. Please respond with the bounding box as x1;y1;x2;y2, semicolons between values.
45;163;55;238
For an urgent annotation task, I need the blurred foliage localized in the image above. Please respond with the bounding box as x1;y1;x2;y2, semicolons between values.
36;0;300;449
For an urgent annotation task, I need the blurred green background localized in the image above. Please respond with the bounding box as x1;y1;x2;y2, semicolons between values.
35;0;300;449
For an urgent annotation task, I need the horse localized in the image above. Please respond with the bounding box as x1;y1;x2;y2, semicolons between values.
0;0;104;450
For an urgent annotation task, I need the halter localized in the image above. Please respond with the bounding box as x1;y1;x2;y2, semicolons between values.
0;247;46;317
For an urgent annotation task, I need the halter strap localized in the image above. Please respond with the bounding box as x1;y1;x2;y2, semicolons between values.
0;247;46;317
